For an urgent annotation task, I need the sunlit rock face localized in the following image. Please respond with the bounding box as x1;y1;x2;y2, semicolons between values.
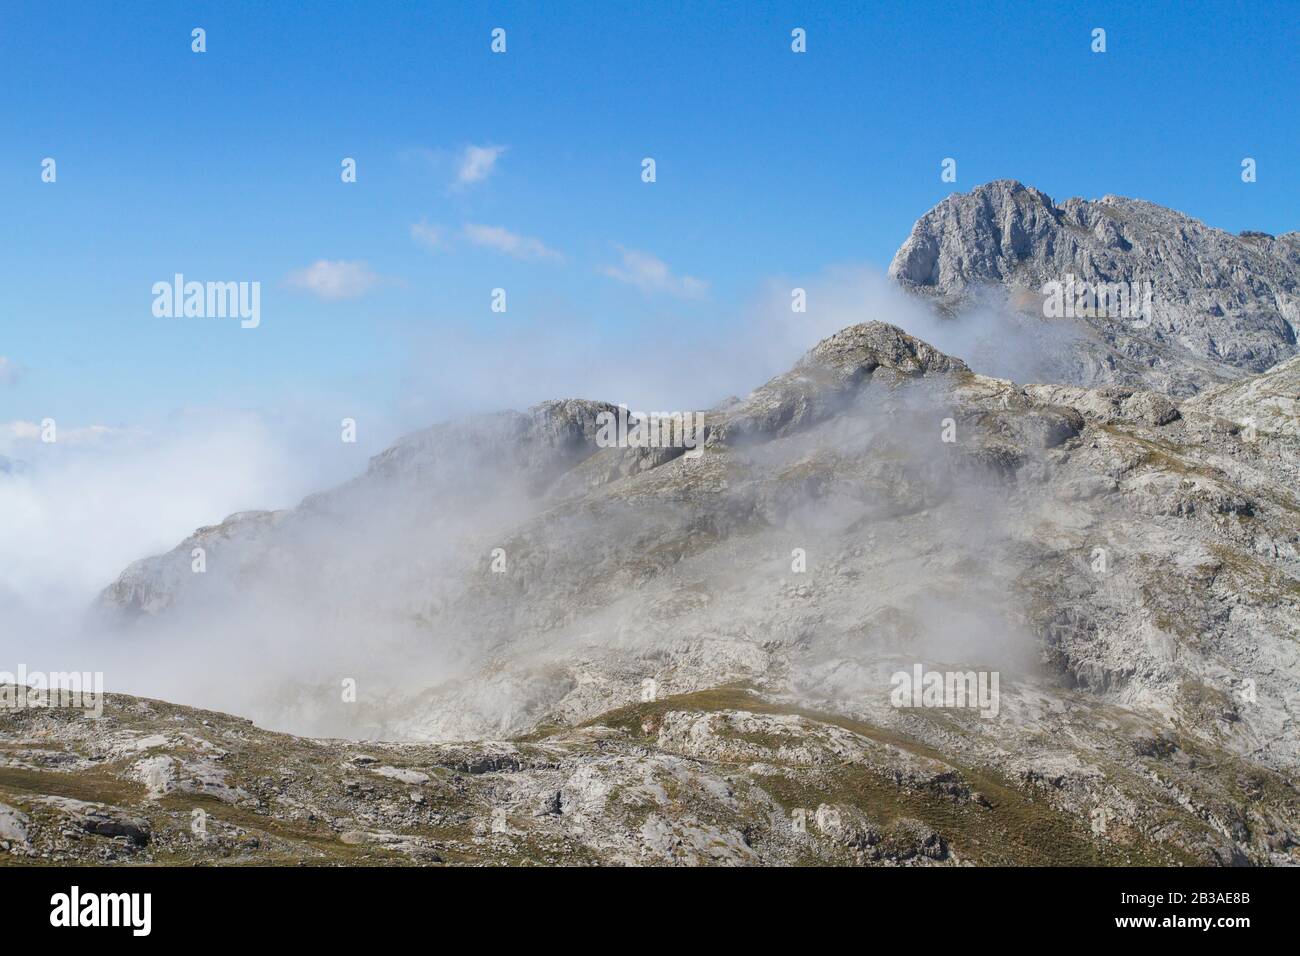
890;180;1300;395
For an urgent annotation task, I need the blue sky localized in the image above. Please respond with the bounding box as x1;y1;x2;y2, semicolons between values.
2;0;1297;439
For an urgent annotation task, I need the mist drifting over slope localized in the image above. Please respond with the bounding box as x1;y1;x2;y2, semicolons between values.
4;270;1096;738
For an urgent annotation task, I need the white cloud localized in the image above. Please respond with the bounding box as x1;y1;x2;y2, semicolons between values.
0;410;349;664
456;145;506;186
410;221;448;252
283;260;383;301
0;357;22;386
601;246;708;299
6;420;39;442
3;420;124;449
463;223;563;262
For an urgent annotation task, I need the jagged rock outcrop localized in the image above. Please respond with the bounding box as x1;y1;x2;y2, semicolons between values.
1184;353;1300;440
889;180;1300;395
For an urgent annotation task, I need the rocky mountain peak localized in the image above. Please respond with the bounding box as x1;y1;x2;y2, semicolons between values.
889;181;1300;395
800;321;970;378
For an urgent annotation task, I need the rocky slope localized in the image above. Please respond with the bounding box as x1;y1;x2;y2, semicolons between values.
0;684;1187;866
889;180;1300;395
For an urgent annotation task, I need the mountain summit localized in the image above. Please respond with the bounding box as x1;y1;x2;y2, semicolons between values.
889;180;1300;394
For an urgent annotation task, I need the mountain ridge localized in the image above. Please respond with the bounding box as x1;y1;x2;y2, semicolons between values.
67;191;1300;867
